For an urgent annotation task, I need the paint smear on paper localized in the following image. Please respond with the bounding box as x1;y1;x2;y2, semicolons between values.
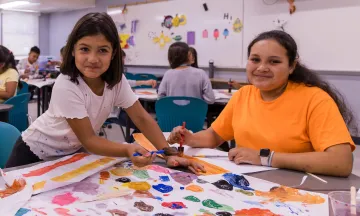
52;157;115;182
123;182;151;191
153;184;173;193
243;201;263;207
72;182;99;195
170;172;197;185
186;184;204;192
146;165;170;174
133;170;149;179
134;201;154;212
96;203;108;209
133;190;155;199
197;179;208;184
0;179;26;198
274;201;304;215
223;173;253;191
162;202;187;209
32;208;47;215
212;180;233;191
236;189;254;196
23;153;88;177
33;181;46;191
235;208;280;216
255;186;325;204
15;208;31;216
216;212;232;216
116;177;131;183
184;195;200;202
159;176;170;182
52;192;78;206
100;171;110;184
110;167;132;176
107;209;128;216
54;208;72;216
202;199;234;212
210;189;233;199
154;214;173;216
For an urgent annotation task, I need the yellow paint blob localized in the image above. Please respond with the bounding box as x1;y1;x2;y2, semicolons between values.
186;184;204;192
122;182;151;191
110;167;133;176
33;181;46;191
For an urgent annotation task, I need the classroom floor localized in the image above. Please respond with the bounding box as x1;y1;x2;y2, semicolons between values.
28;101;360;176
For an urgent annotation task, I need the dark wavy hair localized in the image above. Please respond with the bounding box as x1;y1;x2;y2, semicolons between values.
189;47;198;68
61;12;122;89
248;30;358;135
0;45;22;89
168;42;189;69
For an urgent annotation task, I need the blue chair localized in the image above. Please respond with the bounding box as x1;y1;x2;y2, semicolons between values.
155;96;208;133
124;72;134;80
4;93;31;132
17;81;29;95
0;122;20;168
133;73;158;89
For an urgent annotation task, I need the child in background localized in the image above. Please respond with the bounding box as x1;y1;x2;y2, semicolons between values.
17;46;40;79
158;42;215;104
50;46;65;67
5;13;205;174
0;46;19;103
188;47;198;68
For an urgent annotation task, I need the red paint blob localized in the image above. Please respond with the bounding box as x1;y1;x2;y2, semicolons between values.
163;194;170;196
235;208;281;216
52;192;78;206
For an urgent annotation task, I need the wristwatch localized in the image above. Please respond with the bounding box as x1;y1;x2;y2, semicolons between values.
260;148;271;166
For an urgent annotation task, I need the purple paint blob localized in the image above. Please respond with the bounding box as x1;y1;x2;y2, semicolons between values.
73;182;99;195
170;172;197;185
152;184;173;193
96;203;108;209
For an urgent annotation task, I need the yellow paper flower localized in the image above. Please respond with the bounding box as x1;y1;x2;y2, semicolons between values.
119;33;130;48
179;15;187;26
153;32;172;48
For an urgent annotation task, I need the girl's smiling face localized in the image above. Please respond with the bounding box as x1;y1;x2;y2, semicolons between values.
73;34;113;79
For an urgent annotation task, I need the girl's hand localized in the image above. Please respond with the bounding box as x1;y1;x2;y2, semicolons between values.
167;126;193;146
228;80;242;89
166;156;206;175
228;147;261;165
126;144;156;167
144;80;157;88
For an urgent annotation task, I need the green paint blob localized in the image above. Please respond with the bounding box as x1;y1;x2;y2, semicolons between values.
202;199;234;212
199;208;215;215
184;195;201;202
133;170;150;179
235;189;254;196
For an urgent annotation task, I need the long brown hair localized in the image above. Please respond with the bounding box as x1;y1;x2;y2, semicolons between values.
248;30;358;135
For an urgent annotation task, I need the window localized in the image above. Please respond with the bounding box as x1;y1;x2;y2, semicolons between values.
2;11;39;57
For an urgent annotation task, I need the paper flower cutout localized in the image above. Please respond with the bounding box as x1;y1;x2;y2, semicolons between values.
119;34;130;49
153;32;172;48
233;18;243;33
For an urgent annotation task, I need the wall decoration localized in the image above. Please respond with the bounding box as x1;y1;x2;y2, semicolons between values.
214;29;220;40
187;31;195;45
202;29;208;38
233;18;243;33
173;35;182;41
161;15;173;29
223;29;229;39
153;31;172;48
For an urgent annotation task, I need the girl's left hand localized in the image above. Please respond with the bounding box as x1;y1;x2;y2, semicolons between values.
228;147;261;165
127;145;156;167
166;156;206;175
145;80;157;88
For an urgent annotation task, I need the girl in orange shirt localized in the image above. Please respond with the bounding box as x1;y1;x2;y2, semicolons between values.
167;30;357;177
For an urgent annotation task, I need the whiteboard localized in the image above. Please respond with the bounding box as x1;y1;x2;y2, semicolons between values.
108;0;244;68
243;1;360;72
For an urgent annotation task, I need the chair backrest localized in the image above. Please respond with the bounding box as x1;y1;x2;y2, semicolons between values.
124;72;134;80
133;73;158;89
17;81;29;95
0;122;20;168
155;96;208;133
4;93;31;132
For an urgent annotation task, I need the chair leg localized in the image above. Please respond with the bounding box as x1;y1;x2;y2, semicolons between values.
120;126;126;141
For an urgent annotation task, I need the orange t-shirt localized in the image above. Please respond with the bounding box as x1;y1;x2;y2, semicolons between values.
211;82;355;153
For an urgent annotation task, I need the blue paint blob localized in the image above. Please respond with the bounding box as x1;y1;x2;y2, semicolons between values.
152;183;174;193
154;196;163;201
275;201;304;215
15;208;31;216
222;173;254;191
159;176;170;182
243;200;263;207
180;186;185;190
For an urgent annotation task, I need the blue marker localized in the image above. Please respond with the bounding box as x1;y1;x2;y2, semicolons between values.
133;150;165;157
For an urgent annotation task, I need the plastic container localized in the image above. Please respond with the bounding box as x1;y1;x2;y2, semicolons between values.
329;191;360;216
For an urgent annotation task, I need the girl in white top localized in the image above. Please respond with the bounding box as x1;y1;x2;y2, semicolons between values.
16;46;40;79
5;12;205;174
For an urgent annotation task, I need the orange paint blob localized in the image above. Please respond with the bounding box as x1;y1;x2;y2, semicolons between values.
0;179;26;198
100;171;110;184
110;167;133;176
33;181;46;191
123;182;151;191
185;184;204;192
255;186;325;204
235;208;281;216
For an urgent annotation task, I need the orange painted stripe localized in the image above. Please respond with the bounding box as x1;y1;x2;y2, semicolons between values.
33;181;46;191
23;153;89;177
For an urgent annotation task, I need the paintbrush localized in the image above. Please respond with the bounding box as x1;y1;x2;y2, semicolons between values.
178;122;186;156
192;155;228;158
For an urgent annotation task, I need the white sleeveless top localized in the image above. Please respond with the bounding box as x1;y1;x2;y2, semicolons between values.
22;74;137;160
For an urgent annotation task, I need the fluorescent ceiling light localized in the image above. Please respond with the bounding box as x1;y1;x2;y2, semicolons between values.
0;1;30;9
108;9;122;15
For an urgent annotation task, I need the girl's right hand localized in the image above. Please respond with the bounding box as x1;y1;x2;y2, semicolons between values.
126;144;156;167
167;126;193;146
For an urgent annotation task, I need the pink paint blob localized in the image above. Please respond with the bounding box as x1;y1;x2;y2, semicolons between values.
52;192;78;206
54;208;73;216
146;165;170;174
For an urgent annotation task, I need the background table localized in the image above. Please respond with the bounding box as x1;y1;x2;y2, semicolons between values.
26;78;56;116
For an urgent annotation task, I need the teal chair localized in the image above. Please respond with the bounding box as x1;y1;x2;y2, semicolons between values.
124;72;134;80
4;93;31;132
155;96;208;133
133;73;158;89
17;81;29;95
0;122;20;168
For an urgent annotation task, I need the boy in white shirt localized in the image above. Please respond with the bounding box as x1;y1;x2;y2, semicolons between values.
16;46;41;79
